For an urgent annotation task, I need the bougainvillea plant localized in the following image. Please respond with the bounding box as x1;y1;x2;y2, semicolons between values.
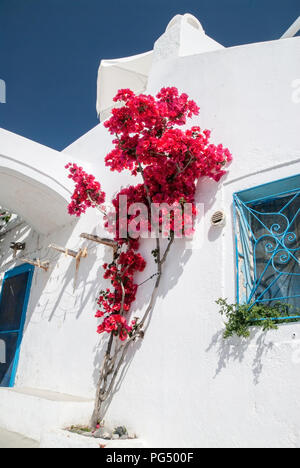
66;87;232;428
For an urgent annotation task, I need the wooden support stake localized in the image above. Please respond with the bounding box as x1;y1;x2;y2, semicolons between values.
49;244;88;291
80;233;118;254
49;244;88;259
20;258;49;272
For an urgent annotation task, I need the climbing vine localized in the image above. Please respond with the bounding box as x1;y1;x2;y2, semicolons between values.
0;208;11;232
66;87;232;428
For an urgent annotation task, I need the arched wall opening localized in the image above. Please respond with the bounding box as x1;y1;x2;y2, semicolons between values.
0;166;72;235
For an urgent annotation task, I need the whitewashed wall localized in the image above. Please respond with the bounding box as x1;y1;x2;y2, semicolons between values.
0;31;300;447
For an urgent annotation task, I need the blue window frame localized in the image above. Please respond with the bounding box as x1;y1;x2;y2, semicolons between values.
0;263;34;387
233;174;300;319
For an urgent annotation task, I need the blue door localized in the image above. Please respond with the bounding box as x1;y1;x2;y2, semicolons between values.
0;264;34;387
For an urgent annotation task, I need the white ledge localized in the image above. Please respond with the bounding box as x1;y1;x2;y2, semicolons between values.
0;387;94;441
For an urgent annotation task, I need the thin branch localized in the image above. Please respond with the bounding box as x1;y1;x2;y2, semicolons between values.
161;232;175;265
101;335;136;401
138;273;159;287
91;332;114;424
120;280;126;316
138;237;161;329
137;160;152;206
175;153;195;177
87;192;106;216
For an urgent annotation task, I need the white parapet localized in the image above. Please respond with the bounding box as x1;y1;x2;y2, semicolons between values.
96;51;153;121
281;17;300;39
0;387;94;442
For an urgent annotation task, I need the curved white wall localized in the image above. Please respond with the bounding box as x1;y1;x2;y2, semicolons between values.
0;129;73;234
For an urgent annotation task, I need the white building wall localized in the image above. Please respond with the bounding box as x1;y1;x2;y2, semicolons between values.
101;36;300;447
0;30;299;447
0;213;101;397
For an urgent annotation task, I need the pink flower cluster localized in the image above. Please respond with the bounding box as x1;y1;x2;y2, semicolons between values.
104;87;232;238
96;314;135;342
65;163;105;216
107;184;148;246
95;249;146;341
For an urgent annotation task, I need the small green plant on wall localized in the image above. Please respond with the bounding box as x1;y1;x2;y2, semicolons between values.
216;298;300;339
0;208;11;230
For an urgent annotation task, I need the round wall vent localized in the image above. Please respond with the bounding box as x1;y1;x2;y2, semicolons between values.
211;211;226;227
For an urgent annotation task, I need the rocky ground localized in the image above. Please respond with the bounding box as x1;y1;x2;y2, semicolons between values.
68;424;136;441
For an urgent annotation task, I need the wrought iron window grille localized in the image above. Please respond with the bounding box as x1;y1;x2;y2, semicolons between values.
233;175;300;321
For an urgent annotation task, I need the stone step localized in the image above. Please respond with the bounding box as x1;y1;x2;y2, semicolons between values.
0;428;39;448
0;387;94;441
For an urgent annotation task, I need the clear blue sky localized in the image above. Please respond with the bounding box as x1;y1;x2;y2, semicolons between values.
0;0;299;150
